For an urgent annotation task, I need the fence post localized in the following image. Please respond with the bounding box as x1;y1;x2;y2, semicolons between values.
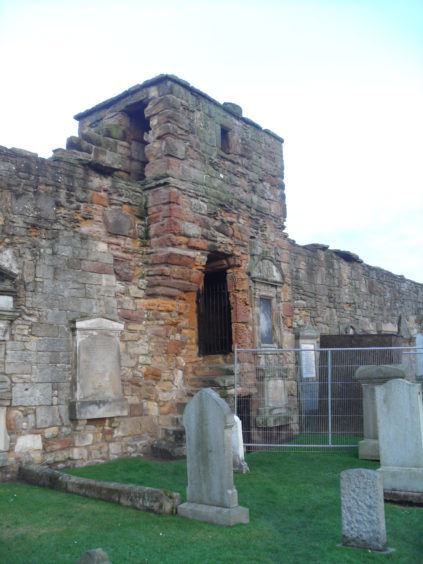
328;349;332;446
234;343;238;416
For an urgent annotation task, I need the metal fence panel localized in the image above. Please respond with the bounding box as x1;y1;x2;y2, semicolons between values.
234;346;422;451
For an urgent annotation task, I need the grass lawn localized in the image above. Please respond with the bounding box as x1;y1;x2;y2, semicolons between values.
1;450;422;563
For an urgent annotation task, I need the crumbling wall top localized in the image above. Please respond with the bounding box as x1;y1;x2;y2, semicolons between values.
74;74;284;143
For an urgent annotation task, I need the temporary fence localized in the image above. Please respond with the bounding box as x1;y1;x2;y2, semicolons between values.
234;345;422;451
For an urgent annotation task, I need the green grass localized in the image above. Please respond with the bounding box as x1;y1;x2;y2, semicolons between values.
1;451;422;563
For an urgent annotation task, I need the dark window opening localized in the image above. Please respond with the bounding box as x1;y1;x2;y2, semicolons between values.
220;126;230;154
197;269;232;355
125;102;150;181
260;298;273;345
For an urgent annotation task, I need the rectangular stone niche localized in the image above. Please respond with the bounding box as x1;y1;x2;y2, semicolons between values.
69;318;128;420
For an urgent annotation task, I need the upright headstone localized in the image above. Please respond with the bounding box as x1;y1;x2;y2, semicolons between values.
376;379;423;494
178;388;249;526
232;415;249;474
354;365;406;460
340;469;387;552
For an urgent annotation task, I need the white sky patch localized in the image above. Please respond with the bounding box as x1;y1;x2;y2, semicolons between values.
0;0;422;282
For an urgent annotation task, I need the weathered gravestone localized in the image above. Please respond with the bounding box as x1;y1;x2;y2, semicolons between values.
354;365;406;460
376;379;423;495
177;388;249;526
232;414;249;474
340;469;388;552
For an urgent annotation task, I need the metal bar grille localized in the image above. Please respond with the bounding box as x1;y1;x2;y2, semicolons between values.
197;270;232;355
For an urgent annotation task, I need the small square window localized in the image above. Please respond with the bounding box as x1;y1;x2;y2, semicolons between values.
220;126;230;154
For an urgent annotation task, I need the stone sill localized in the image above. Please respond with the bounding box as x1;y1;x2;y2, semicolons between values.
69;398;129;420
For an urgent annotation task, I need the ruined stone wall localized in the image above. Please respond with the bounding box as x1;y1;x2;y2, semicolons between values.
2;75;420;476
0;143;150;478
0;76;291;473
289;243;423;339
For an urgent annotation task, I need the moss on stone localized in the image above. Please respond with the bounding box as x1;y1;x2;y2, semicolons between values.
96;124;127;141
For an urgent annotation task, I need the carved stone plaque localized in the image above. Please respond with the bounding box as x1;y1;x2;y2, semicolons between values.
70;318;128;420
78;335;121;400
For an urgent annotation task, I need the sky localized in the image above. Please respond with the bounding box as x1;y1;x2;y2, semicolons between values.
1;0;422;282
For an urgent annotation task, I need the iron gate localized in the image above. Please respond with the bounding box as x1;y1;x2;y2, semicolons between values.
234;345;421;451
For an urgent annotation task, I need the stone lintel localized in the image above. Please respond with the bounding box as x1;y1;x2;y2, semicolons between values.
69;398;129;420
177;502;249;526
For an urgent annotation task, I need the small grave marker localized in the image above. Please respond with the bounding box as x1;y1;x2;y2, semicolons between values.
340;469;391;552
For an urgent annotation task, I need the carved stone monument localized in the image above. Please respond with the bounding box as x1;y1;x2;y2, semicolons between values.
178;388;249;525
340;469;389;552
69;318;128;419
376;379;423;495
354;365;406;460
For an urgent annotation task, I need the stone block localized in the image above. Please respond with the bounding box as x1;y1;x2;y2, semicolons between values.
91;146;127;172
36;406;62;428
15;434;43;452
340;469;387;552
103;208;135;237
74;432;94;446
0;375;11;404
113;416;143;437
12;383;52;406
32;364;69;383
70;447;88;460
0;452;9;467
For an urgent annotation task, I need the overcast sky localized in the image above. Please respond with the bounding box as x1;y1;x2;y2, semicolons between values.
1;0;422;282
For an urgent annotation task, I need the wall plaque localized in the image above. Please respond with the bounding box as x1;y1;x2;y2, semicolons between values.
70;317;128;419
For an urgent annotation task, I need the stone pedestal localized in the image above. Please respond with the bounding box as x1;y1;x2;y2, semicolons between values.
178;388;249;526
354;365;406;460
